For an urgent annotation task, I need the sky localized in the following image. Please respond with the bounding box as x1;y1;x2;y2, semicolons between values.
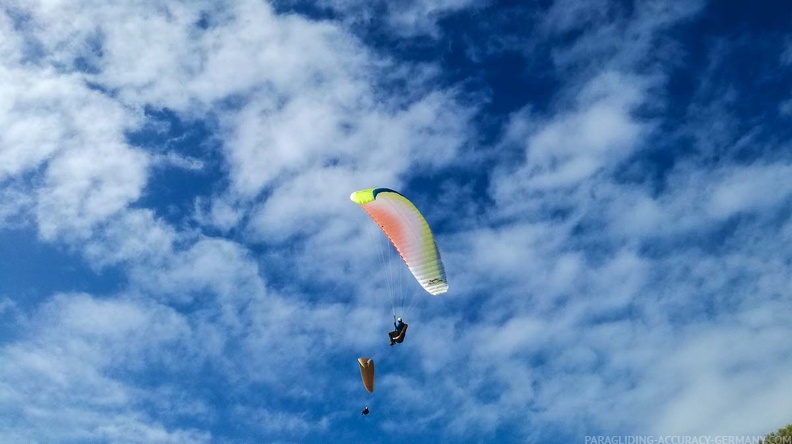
1;0;792;442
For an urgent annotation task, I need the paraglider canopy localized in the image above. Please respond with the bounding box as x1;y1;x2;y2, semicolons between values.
350;188;448;296
358;357;375;393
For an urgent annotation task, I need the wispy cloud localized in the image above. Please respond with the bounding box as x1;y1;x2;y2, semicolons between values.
0;293;209;443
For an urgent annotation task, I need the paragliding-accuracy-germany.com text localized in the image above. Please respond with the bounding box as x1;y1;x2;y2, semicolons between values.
584;435;783;444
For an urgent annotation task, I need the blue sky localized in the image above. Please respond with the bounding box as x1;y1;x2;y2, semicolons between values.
2;0;792;442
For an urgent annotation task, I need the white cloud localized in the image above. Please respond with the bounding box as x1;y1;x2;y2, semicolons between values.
605;160;792;243
545;0;704;74
224;87;468;199
12;0;366;113
234;405;330;438
223;94;370;197
277;0;484;38
127;235;266;330
0;12;24;63
0;68;71;180
781;99;792;117
650;312;792;436
491;71;648;224
151;151;205;171
237;94;470;244
442;6;792;438
707;163;792;219
0;9;151;241
0;293;208;443
81;210;176;268
2;0;473;244
541;0;612;36
780;39;792;116
385;0;483;37
0;183;34;228
528;72;645;172
781;38;792;66
38;140;149;241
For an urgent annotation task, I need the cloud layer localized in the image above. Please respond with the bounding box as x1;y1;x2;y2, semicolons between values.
1;1;792;443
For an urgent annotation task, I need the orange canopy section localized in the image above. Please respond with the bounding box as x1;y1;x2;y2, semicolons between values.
358;357;375;393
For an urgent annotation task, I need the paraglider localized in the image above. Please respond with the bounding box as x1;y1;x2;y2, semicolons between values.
358;358;374;415
358;357;375;393
350;188;448;345
388;317;408;346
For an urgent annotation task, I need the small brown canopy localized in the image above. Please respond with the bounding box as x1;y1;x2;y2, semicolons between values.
358;357;375;393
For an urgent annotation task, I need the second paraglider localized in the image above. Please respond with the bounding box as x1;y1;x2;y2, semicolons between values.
358;357;375;393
